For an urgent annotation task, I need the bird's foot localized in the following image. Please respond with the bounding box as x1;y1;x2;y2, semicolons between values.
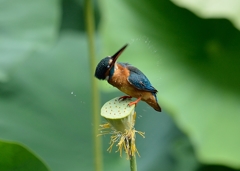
118;95;132;101
128;97;141;107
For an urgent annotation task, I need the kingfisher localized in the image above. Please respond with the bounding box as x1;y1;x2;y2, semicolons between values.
95;44;161;112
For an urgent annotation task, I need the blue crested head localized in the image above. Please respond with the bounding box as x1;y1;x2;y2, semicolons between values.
95;57;111;80
95;44;128;80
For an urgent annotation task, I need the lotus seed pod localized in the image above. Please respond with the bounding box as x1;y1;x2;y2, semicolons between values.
101;97;135;133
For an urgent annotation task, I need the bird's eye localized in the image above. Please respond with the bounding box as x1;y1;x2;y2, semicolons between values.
107;65;110;68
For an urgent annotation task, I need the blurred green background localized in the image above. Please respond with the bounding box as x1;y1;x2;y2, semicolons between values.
0;0;240;171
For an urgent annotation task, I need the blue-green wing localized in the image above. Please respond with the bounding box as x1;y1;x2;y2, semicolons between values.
125;64;157;93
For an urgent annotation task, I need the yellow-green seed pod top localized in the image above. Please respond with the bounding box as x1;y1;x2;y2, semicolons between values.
101;97;135;132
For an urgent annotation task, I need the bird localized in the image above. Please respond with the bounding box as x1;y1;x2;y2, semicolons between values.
95;44;161;112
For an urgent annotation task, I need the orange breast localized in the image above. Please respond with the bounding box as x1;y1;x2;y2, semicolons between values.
108;64;133;94
108;64;151;100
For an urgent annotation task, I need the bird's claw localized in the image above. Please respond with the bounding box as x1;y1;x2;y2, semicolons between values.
118;96;132;101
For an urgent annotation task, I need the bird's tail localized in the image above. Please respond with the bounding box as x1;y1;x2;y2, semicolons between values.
145;93;161;112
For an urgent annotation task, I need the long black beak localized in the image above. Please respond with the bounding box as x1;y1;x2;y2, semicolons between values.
110;44;128;66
